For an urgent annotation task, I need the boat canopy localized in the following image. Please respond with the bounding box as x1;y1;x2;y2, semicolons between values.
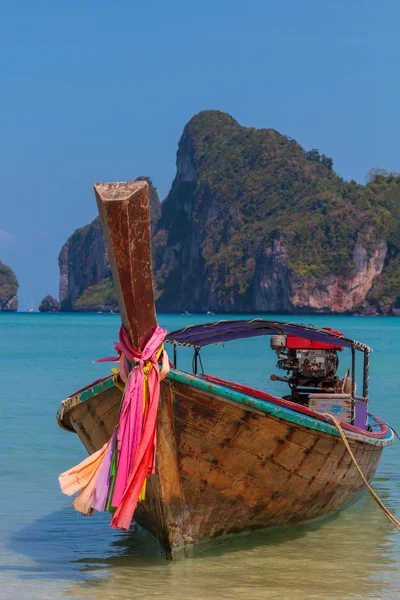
165;319;370;351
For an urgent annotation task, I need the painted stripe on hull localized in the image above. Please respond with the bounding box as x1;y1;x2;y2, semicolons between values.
167;371;393;447
58;370;394;448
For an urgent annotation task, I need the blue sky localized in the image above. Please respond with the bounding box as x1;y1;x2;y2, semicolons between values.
0;0;399;310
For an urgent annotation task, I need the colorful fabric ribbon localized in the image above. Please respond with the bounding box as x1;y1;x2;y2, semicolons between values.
59;325;169;530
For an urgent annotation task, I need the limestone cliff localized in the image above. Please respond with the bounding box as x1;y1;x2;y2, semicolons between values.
59;216;111;311
59;177;161;311
252;233;387;313
0;260;18;311
152;111;400;314
60;112;400;314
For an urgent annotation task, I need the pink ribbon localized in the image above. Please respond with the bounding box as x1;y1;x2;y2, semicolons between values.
110;327;167;507
60;325;169;528
103;326;168;530
111;354;163;530
97;326;169;521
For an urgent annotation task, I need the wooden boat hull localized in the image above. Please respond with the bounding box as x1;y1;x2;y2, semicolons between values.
58;371;392;557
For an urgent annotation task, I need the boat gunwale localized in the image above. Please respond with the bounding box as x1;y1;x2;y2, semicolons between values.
56;374;118;431
57;370;393;447
168;370;393;447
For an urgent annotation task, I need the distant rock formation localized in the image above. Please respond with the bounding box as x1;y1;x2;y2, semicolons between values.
152;110;400;315
59;177;161;311
59;216;111;311
39;295;60;312
0;260;18;311
59;111;400;314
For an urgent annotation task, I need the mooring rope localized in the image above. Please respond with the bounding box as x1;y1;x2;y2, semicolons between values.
323;413;400;532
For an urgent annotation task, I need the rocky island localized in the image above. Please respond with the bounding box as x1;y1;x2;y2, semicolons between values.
39;295;60;312
58;111;400;315
0;260;18;311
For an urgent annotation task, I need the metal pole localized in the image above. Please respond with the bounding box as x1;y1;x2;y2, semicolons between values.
173;344;177;369
351;344;356;424
363;348;370;403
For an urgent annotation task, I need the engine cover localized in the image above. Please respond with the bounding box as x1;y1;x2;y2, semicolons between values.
286;331;344;351
271;331;343;392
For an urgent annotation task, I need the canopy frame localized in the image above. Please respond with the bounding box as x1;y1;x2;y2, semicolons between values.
166;319;371;424
166;318;370;352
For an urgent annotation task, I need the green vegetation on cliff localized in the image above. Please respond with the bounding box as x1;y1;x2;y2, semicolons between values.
0;260;19;311
74;278;117;311
166;113;381;280
364;174;400;309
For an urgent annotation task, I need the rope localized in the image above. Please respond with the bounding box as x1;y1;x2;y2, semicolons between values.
323;412;400;532
111;369;125;392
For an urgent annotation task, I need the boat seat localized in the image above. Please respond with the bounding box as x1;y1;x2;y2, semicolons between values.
308;393;352;423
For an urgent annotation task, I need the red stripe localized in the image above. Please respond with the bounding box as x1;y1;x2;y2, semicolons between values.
200;374;388;439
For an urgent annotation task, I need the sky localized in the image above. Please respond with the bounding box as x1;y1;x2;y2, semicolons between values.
0;0;399;310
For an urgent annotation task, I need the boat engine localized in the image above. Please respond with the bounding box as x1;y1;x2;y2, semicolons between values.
270;331;344;402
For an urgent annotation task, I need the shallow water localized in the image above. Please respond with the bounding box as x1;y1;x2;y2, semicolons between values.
0;313;399;599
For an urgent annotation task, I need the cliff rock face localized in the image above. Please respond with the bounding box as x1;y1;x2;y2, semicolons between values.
59;216;111;311
59;177;161;311
39;295;60;312
252;233;387;313
0;260;18;311
152;111;400;314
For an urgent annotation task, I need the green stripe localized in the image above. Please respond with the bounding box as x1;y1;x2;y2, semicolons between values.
78;376;116;402
166;370;393;447
71;370;392;448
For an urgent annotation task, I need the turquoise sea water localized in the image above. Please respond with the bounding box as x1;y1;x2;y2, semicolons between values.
0;313;399;600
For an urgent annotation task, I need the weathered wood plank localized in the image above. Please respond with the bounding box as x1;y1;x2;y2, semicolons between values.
94;180;157;348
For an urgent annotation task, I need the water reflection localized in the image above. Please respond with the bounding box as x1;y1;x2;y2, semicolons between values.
6;509;163;581
7;492;400;600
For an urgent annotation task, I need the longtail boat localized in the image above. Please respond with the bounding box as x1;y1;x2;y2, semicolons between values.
57;180;394;558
